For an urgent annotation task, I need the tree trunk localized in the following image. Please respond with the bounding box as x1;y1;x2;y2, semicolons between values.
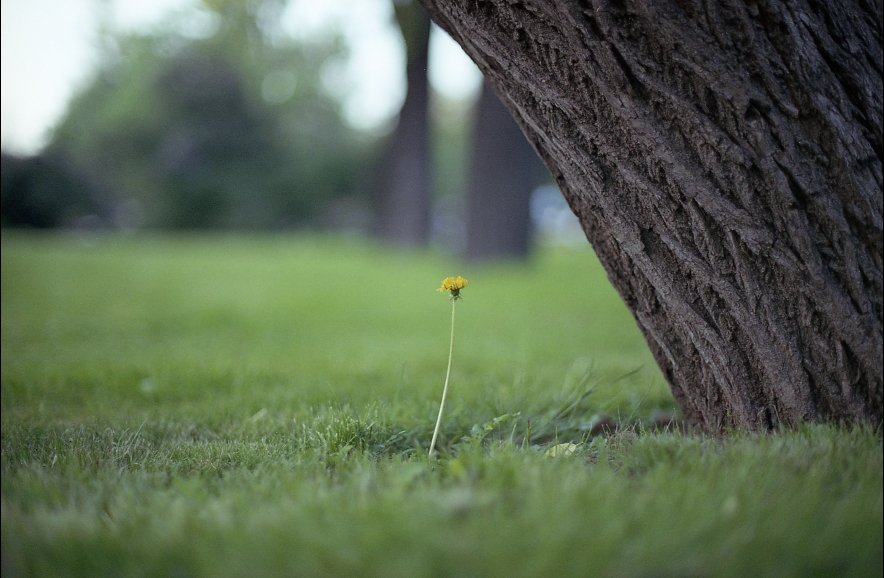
377;2;433;246
420;0;883;431
465;81;540;260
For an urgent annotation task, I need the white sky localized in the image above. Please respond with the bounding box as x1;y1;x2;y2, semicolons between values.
0;0;482;155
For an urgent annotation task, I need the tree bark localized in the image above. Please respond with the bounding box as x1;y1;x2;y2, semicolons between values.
377;2;433;245
420;0;883;431
465;81;541;260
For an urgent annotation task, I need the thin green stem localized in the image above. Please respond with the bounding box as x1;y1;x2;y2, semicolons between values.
429;299;456;459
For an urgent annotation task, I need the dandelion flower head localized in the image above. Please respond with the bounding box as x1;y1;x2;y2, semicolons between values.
438;276;469;300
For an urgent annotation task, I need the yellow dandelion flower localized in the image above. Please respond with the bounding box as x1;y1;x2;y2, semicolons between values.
429;275;470;459
438;276;469;300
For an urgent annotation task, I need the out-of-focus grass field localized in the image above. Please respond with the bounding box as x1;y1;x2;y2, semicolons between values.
2;233;881;578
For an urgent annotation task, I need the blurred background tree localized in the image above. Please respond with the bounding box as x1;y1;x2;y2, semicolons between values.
463;80;542;260
1;0;571;261
3;0;368;230
375;0;548;257
373;0;432;246
0;150;110;229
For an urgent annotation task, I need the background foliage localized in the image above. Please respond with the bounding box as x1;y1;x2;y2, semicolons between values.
3;0;373;230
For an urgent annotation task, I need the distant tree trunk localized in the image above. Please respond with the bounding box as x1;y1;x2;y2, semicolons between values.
465;81;540;260
377;2;432;246
420;0;883;431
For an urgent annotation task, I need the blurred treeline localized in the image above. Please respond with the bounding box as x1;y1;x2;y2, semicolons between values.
1;0;562;259
3;0;377;230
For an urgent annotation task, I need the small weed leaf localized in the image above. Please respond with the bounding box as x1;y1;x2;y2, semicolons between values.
545;443;579;457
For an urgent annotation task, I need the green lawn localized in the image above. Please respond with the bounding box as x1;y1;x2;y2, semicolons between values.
2;233;881;578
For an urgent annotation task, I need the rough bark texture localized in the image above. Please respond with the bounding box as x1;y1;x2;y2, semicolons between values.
377;3;432;246
465;82;540;260
420;0;883;431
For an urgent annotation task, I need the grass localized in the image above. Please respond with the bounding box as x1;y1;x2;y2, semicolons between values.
2;232;881;578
